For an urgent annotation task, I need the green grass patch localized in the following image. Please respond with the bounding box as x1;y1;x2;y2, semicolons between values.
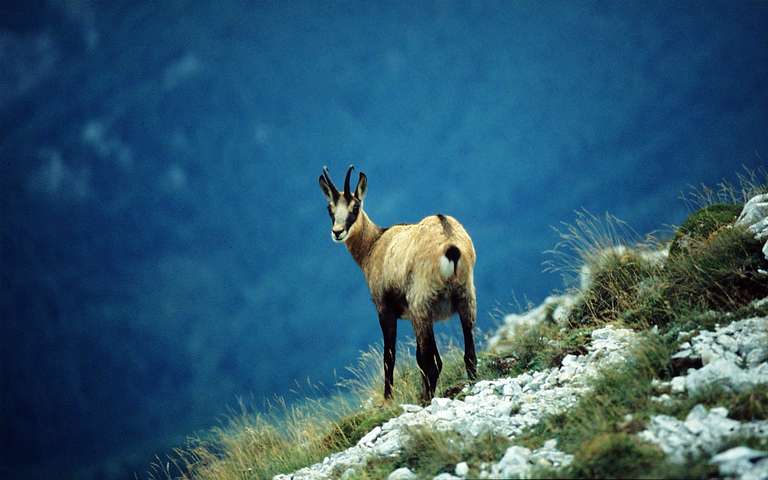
560;200;767;330
566;433;666;479
572;214;767;330
147;344;422;480
730;298;768;321
489;322;593;377
730;384;768;421
568;250;659;327
321;405;402;451
669;203;743;257
665;224;768;311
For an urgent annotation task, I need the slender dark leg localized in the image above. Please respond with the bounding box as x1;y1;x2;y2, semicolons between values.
456;290;477;380
378;311;397;400
415;322;442;403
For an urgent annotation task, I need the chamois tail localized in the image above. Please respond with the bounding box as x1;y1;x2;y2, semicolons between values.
439;244;461;279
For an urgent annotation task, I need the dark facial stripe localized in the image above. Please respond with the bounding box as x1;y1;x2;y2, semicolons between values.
344;203;360;231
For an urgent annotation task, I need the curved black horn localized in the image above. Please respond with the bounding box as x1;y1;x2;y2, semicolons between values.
322;165;340;200
343;164;355;200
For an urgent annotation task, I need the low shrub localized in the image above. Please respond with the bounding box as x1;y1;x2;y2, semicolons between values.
669;203;743;256
666;225;768;310
569;250;658;326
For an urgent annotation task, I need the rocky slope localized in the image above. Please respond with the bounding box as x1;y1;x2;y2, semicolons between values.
274;299;767;480
276;324;634;479
271;194;768;480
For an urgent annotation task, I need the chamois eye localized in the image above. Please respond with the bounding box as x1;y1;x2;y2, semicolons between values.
327;205;333;218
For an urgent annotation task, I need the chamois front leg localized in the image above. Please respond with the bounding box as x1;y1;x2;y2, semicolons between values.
414;321;442;403
455;290;477;381
378;311;397;401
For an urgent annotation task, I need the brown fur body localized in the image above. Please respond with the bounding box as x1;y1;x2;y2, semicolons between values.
347;212;476;324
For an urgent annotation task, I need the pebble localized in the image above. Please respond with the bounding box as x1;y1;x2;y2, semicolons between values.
388;467;417;480
454;461;469;477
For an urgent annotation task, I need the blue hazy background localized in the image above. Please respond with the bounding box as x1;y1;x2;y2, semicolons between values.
1;1;767;478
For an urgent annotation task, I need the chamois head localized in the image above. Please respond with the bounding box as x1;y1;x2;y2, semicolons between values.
318;165;368;243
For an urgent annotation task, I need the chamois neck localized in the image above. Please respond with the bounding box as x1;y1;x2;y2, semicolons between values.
345;211;382;268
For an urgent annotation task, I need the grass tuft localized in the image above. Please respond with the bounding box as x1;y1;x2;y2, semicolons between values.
148;344;419;480
491;322;593;377
668;203;743;257
665;224;768;311
544;210;646;286
569;250;659;326
730;385;768;423
679;166;768;211
567;206;767;329
567;433;666;479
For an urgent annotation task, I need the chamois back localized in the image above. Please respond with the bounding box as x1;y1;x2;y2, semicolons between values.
362;214;475;321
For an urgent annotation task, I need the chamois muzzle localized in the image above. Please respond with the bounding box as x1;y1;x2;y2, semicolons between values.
332;228;347;242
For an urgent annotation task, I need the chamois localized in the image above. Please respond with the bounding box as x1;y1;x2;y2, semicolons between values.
318;165;477;402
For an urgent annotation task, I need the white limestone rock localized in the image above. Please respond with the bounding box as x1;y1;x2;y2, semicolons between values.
685;359;752;395
663;317;768;398
480;446;532;478
340;467;356;480
488;293;580;350
640;405;741;464
670;376;686;394
737;194;768;234
358;426;382;446
432;473;462;480
641;404;768;468
710;446;768;480
478;442;573;479
401;404;422;413
737;193;768;259
388;467;417;480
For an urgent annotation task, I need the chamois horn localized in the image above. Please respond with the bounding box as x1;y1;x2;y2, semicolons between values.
343;164;355;200
322;166;340;200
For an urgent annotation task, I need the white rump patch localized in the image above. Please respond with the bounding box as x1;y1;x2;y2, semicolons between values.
439;255;455;278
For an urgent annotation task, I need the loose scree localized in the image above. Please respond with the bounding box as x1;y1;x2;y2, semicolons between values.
318;165;478;402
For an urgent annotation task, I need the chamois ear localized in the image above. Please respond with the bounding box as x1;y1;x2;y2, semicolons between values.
355;172;368;201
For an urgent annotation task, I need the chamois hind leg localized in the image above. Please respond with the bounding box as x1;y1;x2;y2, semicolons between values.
455;288;477;381
378;311;397;401
414;321;442;403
